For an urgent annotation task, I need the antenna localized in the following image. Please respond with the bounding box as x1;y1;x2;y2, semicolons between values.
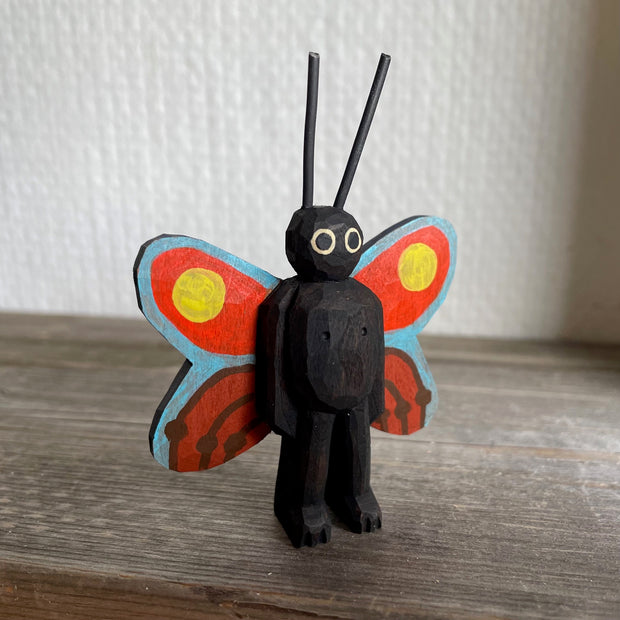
333;53;391;210
302;52;320;208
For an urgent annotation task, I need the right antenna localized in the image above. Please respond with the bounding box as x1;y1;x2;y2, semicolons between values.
333;53;391;210
302;52;320;209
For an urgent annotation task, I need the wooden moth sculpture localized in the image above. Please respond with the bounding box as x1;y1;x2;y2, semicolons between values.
134;53;456;548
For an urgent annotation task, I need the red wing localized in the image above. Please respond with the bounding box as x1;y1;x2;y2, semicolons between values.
137;236;278;472
353;217;456;333
135;235;279;358
163;365;270;472
372;348;432;435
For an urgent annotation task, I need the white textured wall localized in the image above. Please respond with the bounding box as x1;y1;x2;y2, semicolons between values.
1;0;619;342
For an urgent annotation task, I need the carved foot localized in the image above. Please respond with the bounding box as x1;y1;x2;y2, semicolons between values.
328;488;382;534
275;502;332;548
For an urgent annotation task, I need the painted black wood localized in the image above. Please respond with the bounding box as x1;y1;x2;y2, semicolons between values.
256;206;385;547
333;53;391;210
256;278;299;438
254;53;391;547
302;52;320;209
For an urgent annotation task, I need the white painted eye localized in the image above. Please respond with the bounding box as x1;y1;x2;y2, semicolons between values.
310;228;336;255
345;228;362;253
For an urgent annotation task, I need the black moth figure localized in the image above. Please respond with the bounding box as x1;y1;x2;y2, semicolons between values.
134;53;456;547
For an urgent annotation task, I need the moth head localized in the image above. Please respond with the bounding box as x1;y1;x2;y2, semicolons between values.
287;52;388;281
286;206;363;281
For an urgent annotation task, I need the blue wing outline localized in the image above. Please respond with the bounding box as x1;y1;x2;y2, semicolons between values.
133;234;279;468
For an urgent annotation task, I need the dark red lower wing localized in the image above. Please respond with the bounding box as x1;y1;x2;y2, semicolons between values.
163;365;270;472
372;348;432;435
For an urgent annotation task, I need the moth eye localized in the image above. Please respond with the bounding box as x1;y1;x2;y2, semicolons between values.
345;227;362;253
310;228;336;255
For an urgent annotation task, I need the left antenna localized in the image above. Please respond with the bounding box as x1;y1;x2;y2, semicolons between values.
302;52;320;208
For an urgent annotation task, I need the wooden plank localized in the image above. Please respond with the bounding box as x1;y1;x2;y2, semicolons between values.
0;313;160;344
0;314;619;618
0;430;618;618
1;352;619;452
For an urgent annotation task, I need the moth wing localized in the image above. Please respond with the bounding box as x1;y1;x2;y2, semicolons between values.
149;361;270;472
353;216;456;334
353;217;456;434
371;342;434;435
134;235;279;470
134;234;280;358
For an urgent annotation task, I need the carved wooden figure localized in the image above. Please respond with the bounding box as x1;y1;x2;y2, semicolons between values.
134;53;456;548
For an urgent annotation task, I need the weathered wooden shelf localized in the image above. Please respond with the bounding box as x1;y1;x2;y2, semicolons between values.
0;313;618;619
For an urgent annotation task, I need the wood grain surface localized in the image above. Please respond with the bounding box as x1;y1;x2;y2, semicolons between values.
0;313;618;619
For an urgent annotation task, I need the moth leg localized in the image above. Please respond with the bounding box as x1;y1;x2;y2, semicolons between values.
326;402;382;533
274;410;334;548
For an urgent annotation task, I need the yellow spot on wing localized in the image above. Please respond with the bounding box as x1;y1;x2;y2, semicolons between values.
172;268;226;322
398;243;437;292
